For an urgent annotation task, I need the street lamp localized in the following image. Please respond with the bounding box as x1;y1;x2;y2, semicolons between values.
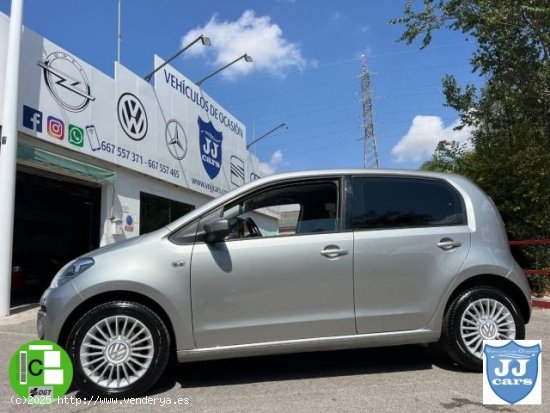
196;53;253;87
247;122;288;150
144;34;211;82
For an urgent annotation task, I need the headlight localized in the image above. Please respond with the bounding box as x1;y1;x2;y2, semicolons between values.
50;257;95;288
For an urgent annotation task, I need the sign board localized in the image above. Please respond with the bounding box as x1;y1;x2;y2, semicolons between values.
0;13;264;197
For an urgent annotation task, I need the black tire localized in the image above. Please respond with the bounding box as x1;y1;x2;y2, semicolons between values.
66;301;171;398
441;286;525;371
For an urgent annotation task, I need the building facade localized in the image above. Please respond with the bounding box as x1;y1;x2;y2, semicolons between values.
0;13;269;300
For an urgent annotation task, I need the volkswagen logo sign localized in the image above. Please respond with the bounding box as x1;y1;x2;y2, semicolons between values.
118;93;148;141
38;51;95;112
165;119;188;160
105;341;129;364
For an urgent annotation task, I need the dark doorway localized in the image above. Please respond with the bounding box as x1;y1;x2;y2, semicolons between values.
140;192;194;235
11;169;101;303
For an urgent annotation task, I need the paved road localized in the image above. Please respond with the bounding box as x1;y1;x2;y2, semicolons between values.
0;308;548;412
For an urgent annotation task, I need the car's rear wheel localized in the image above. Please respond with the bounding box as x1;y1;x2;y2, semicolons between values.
442;286;525;371
66;301;170;398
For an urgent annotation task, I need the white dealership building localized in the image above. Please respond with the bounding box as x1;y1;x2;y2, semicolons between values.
0;13;268;299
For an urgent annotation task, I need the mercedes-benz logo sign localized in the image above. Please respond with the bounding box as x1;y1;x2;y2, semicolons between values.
38;51;95;112
165;119;187;160
118;93;148;141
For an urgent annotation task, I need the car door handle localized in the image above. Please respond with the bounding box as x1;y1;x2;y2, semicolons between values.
437;238;462;250
320;245;349;259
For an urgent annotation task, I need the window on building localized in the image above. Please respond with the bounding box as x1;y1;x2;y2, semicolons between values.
352;176;466;230
140;192;194;235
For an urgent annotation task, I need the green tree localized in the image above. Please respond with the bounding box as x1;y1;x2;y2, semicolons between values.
392;0;550;237
393;1;550;292
420;140;470;173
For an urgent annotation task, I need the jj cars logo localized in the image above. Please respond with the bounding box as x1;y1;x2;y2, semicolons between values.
483;340;542;405
37;51;95;112
47;116;64;140
165;119;187;160
118;93;148;141
198;117;223;179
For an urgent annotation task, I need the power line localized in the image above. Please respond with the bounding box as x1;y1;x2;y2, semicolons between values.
201;41;473;88
257;125;361;152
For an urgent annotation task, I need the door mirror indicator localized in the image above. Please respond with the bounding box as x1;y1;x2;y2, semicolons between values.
204;218;230;243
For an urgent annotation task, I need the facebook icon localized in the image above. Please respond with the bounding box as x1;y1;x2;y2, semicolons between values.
22;105;42;132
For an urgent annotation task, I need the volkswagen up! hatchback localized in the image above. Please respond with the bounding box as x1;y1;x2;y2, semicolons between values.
37;170;531;397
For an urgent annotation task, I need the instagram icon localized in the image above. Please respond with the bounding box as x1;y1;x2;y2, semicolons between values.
47;116;65;140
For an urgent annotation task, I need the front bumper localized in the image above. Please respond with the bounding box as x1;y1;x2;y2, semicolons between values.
36;282;83;344
37;307;46;339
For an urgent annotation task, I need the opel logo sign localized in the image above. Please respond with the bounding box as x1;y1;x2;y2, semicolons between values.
118;93;148;141
165;119;187;160
38;51;95;112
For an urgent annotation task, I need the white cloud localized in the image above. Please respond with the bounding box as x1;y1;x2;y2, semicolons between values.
391;116;473;163
181;10;308;80
329;12;344;26
258;149;284;175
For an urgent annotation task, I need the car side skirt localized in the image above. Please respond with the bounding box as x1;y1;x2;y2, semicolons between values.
176;329;439;362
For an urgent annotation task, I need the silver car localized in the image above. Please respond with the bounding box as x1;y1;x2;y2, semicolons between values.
37;169;531;397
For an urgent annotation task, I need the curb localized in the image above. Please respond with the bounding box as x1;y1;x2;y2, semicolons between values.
532;297;550;309
0;306;39;325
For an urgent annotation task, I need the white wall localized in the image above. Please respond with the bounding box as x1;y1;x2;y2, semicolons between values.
102;166;213;245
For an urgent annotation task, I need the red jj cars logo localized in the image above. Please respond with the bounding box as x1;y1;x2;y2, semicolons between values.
38;51;95;112
198;116;223;180
483;340;542;405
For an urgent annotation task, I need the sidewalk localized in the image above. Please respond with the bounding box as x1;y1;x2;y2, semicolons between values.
0;303;39;326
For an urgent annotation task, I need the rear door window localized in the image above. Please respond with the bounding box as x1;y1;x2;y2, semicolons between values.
352;176;466;230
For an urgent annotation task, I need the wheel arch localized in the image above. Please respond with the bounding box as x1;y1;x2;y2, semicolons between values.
58;290;177;358
444;274;531;324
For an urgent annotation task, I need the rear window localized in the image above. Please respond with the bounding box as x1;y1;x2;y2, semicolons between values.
352;176;466;230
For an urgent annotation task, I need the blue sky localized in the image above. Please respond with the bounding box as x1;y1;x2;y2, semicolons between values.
1;0;480;173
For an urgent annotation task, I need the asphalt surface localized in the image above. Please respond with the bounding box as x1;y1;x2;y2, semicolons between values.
0;308;548;412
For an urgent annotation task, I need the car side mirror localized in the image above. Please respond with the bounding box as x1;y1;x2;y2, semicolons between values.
203;218;230;243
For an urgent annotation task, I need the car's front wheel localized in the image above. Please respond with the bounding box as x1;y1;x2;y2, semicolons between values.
442;286;525;371
66;300;170;398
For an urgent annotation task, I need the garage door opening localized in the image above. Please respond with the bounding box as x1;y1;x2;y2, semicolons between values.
11;169;101;304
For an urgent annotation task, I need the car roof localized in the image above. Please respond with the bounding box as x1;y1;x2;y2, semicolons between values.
252;168;458;183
